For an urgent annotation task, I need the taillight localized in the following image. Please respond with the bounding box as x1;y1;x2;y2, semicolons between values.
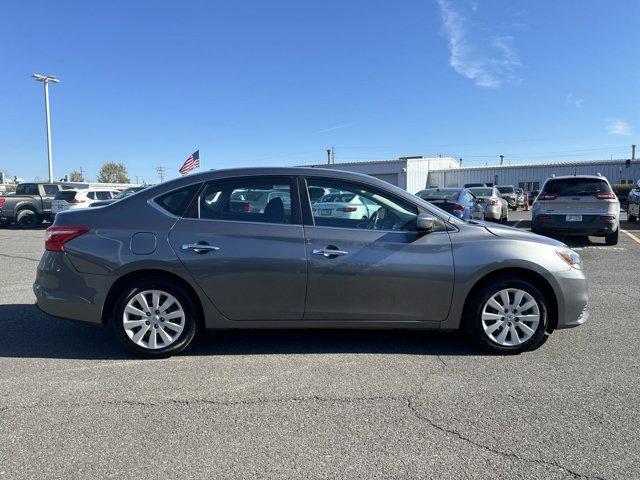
0;198;5;207
489;199;498;206
537;193;557;201
45;226;90;252
241;202;252;212
599;215;616;221
337;207;357;212
536;214;552;221
595;192;616;200
452;204;465;211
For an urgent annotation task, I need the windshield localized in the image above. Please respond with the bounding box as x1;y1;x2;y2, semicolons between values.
543;178;612;196
468;187;493;197
419;189;460;200
496;186;514;194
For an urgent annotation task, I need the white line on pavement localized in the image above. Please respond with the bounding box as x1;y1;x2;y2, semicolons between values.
621;229;640;245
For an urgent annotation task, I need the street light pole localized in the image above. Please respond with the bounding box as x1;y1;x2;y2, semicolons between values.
32;74;60;183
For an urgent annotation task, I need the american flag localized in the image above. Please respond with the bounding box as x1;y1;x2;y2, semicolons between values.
179;150;200;175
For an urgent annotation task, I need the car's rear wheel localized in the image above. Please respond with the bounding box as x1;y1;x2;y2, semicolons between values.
628;214;637;223
112;279;199;358
605;228;619;246
464;277;548;354
16;209;39;228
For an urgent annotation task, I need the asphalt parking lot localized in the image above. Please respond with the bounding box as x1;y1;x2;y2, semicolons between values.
1;211;639;479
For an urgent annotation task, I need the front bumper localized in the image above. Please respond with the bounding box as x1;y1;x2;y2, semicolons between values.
543;267;589;329
532;215;617;236
33;251;106;324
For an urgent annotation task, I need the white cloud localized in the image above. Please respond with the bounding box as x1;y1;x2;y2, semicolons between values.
606;119;632;136
436;0;522;88
566;92;583;108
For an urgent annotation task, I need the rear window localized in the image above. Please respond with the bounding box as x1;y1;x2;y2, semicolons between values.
468;187;493;196
543;178;612;197
419;189;460;200
154;183;201;216
55;191;80;201
496;186;514;194
95;191;112;200
318;193;356;203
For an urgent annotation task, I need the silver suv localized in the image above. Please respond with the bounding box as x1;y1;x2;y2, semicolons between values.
531;175;620;245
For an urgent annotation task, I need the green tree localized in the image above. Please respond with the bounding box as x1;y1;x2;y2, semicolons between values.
97;162;130;183
69;169;85;182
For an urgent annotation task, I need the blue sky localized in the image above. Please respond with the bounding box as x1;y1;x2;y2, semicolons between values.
1;0;638;183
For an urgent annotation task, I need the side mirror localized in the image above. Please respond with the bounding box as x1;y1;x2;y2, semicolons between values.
417;213;437;232
475;198;484;204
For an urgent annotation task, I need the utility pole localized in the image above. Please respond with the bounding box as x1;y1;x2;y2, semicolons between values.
32;74;60;183
156;166;166;183
632;144;636;161
499;154;505;166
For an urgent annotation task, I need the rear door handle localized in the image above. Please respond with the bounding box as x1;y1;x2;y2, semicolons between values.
312;247;349;258
181;243;220;254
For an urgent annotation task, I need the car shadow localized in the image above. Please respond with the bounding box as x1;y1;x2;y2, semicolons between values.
0;304;492;360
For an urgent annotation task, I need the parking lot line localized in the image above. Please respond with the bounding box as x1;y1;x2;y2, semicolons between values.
621;229;640;245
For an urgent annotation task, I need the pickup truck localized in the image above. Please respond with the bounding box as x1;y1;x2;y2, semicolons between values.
0;182;84;227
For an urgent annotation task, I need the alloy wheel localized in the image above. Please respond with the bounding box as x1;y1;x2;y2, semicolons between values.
122;289;186;350
481;288;540;347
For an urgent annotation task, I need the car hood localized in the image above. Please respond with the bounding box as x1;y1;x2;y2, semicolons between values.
482;222;566;247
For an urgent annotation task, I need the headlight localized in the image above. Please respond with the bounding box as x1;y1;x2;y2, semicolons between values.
556;249;581;270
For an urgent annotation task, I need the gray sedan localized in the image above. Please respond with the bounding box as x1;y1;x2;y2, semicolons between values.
34;167;588;357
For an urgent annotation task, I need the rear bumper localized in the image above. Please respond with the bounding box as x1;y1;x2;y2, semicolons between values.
532;215;617;236
33;251;106;324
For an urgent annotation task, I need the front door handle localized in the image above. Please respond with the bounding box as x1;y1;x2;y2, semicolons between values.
312;246;349;258
181;243;220;254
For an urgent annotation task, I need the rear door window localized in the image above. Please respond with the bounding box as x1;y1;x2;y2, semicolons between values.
43;185;59;195
188;177;296;225
95;191;111;200
543;178;612;196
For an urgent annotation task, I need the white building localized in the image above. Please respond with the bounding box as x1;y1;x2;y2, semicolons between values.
428;158;640;191
301;156;460;193
301;157;640;193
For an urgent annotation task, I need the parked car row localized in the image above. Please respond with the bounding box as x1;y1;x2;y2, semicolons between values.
0;182;153;228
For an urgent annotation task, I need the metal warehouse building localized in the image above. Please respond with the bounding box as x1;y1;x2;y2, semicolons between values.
428;158;640;191
303;157;639;193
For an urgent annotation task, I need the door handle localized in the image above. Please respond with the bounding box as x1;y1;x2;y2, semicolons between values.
181;243;220;254
312;247;349;258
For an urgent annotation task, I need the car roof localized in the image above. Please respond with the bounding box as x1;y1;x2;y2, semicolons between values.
544;174;608;180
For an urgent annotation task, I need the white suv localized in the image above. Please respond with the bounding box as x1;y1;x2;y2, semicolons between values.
531;175;620;245
52;189;121;215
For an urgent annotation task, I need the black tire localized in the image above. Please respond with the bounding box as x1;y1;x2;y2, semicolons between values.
510;205;518;211
628;214;638;223
605;228;619;246
16;209;39;228
112;278;199;358
463;276;549;354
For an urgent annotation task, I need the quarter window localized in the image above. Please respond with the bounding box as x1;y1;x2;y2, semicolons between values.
188;178;294;225
155;183;202;217
306;178;418;231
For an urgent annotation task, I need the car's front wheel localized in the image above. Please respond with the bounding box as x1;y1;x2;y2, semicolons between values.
112;279;199;358
464;277;549;354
